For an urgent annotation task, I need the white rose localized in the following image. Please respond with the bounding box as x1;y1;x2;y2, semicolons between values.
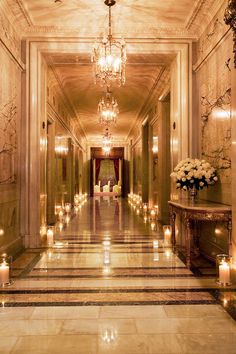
182;177;186;182
199;182;204;187
176;183;181;187
213;176;218;181
183;186;187;190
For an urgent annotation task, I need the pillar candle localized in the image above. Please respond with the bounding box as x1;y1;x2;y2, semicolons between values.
47;229;54;246
0;261;9;285
164;228;172;243
219;262;230;284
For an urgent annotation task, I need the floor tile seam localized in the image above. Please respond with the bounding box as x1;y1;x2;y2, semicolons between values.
0;288;218;294
20;275;211;279
0;300;219;307
31;267;189;270
9;336;20;354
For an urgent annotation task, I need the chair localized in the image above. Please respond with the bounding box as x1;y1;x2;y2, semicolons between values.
94;181;101;193
112;180;121;196
103;180;110;192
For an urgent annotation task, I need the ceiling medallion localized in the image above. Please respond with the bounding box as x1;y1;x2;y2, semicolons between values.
102;128;112;155
98;87;119;125
91;0;126;87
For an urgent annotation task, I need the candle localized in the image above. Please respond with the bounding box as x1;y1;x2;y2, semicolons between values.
219;261;230;284
65;203;71;213
144;216;147;223
0;261;9;285
151;222;156;231
47;228;54;246
136;209;140;215
163;226;172;245
58;210;64;221
150;209;156;219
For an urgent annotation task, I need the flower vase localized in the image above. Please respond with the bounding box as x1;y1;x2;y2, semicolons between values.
189;187;197;202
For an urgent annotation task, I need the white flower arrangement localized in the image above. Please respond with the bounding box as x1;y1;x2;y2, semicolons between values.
171;158;218;191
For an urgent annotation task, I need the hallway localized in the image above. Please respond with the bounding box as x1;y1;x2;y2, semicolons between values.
1;198;236;353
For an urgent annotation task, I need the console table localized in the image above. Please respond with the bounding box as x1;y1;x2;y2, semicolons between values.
168;199;232;268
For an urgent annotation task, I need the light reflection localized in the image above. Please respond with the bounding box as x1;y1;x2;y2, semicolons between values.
102;328;117;344
213;108;230;120
215;228;222;235
153;252;159;261
103;266;110;275
0;229;4;236
153;240;159;249
103;250;110;265
165;249;172;259
223;298;228;306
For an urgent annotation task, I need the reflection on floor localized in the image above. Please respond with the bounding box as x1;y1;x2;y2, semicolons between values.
1;197;236;353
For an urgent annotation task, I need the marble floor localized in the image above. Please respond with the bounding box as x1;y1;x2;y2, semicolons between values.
1;197;236;353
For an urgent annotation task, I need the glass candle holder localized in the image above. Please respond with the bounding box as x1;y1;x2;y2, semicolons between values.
47;226;54;247
0;254;13;287
216;254;232;286
163;225;172;245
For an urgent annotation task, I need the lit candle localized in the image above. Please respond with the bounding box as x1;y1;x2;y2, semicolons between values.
65;203;71;213
136;209;140;215
0;260;9;285
163;226;172;245
144;216;147;223
143;204;148;212
151;222;156;231
47;228;54;246
219;261;230;284
150;209;156;219
58;210;64;221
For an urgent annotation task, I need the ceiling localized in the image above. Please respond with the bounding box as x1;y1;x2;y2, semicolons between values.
46;52;173;143
8;0;220;38
7;0;222;144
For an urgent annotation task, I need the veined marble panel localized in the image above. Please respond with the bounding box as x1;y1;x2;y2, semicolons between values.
0;42;21;252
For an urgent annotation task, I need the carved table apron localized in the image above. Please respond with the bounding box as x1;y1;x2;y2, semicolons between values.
168;200;232;269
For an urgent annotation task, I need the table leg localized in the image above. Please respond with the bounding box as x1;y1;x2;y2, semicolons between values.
184;215;191;269
170;210;176;249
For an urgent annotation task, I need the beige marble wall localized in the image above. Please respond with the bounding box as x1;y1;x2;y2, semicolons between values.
193;2;233;205
0;8;23;253
38;67;87;228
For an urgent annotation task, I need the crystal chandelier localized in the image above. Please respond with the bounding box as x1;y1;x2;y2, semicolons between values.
98;87;119;125
91;0;126;87
102;128;112;155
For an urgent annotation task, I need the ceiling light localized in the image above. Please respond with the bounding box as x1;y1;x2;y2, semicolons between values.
91;0;126;87
98;87;119;125
102;128;112;155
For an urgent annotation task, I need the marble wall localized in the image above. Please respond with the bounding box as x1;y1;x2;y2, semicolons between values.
0;7;23;253
39;66;87;229
193;1;233;205
132;139;142;196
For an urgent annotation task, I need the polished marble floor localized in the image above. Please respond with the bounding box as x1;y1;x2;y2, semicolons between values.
1;197;236;353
